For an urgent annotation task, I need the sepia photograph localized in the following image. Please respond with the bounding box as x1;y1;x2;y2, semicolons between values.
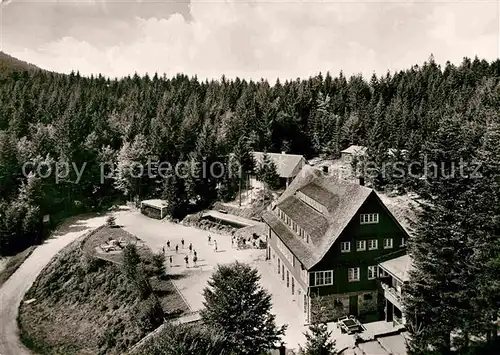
0;0;499;354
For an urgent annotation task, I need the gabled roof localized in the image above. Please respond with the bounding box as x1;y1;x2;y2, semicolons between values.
263;165;374;269
340;145;367;155
251;152;306;178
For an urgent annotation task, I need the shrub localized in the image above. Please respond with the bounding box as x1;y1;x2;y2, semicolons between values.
106;216;116;227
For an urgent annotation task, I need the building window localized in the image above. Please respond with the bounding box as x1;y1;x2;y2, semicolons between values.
282;265;285;280
304;295;307;314
348;267;360;282
356;240;366;251
368;239;378;250
378;267;389;278
384;238;393;249
278;258;280;274
360;213;379;224
340;241;350;253
312;270;333;286
306;234;309;243
277;238;294;266
363;293;373;300
286;271;290;287
401;237;407;247
291;277;295;295
368;266;377;280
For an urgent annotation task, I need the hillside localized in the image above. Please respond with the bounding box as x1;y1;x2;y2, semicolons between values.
0;51;41;77
18;226;189;355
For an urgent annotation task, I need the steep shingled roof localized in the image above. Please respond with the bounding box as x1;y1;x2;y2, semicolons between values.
263;165;374;269
251;152;306;178
278;196;329;243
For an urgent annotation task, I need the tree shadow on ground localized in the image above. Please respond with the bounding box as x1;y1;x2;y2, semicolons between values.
49;212;103;237
166;273;188;281
164;309;186;320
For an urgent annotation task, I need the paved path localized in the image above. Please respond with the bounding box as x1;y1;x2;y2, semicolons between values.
0;214;106;355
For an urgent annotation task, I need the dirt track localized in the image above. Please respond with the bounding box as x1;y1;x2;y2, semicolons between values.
0;214;106;355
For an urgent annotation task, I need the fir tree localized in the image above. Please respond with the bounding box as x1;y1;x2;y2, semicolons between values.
257;152;280;190
201;261;286;355
404;116;478;354
300;323;337;355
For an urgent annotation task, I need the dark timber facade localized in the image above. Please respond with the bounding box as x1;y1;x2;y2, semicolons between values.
262;166;409;324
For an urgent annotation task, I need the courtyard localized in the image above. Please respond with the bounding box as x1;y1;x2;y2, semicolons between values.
113;208;356;350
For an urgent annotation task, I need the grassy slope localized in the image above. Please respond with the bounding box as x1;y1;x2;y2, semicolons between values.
18;226;189;355
0;246;36;287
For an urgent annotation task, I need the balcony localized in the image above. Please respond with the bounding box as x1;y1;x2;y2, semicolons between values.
380;282;403;310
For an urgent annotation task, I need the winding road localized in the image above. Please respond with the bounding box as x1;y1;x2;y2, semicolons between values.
0;213;106;355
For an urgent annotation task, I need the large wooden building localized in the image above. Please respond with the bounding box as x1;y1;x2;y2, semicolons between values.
262;165;409;324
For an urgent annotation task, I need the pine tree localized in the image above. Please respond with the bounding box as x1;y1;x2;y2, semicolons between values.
300;323;337;355
404;116;478;354
161;174;188;220
461;121;500;349
123;244;141;279
0;132;20;199
257;152;280;190
201;261;286;355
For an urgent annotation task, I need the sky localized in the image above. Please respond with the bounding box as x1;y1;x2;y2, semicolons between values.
0;0;499;81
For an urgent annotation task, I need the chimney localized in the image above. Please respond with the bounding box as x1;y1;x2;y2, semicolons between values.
281;151;286;155
359;176;365;186
322;166;329;174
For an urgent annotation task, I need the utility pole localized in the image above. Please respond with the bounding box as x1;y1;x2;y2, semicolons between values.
239;174;242;207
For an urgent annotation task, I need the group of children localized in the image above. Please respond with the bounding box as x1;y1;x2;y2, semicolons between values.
162;238;198;267
161;233;230;269
207;234;218;252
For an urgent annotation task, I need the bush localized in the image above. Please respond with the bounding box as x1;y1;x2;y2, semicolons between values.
136;295;164;333
151;252;166;276
106;216;116;227
138;322;228;355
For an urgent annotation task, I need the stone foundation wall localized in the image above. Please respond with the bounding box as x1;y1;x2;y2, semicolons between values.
310;294;349;323
358;290;378;314
310;290;379;323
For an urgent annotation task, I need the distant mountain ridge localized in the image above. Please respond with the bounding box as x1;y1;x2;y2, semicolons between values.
0;51;42;77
